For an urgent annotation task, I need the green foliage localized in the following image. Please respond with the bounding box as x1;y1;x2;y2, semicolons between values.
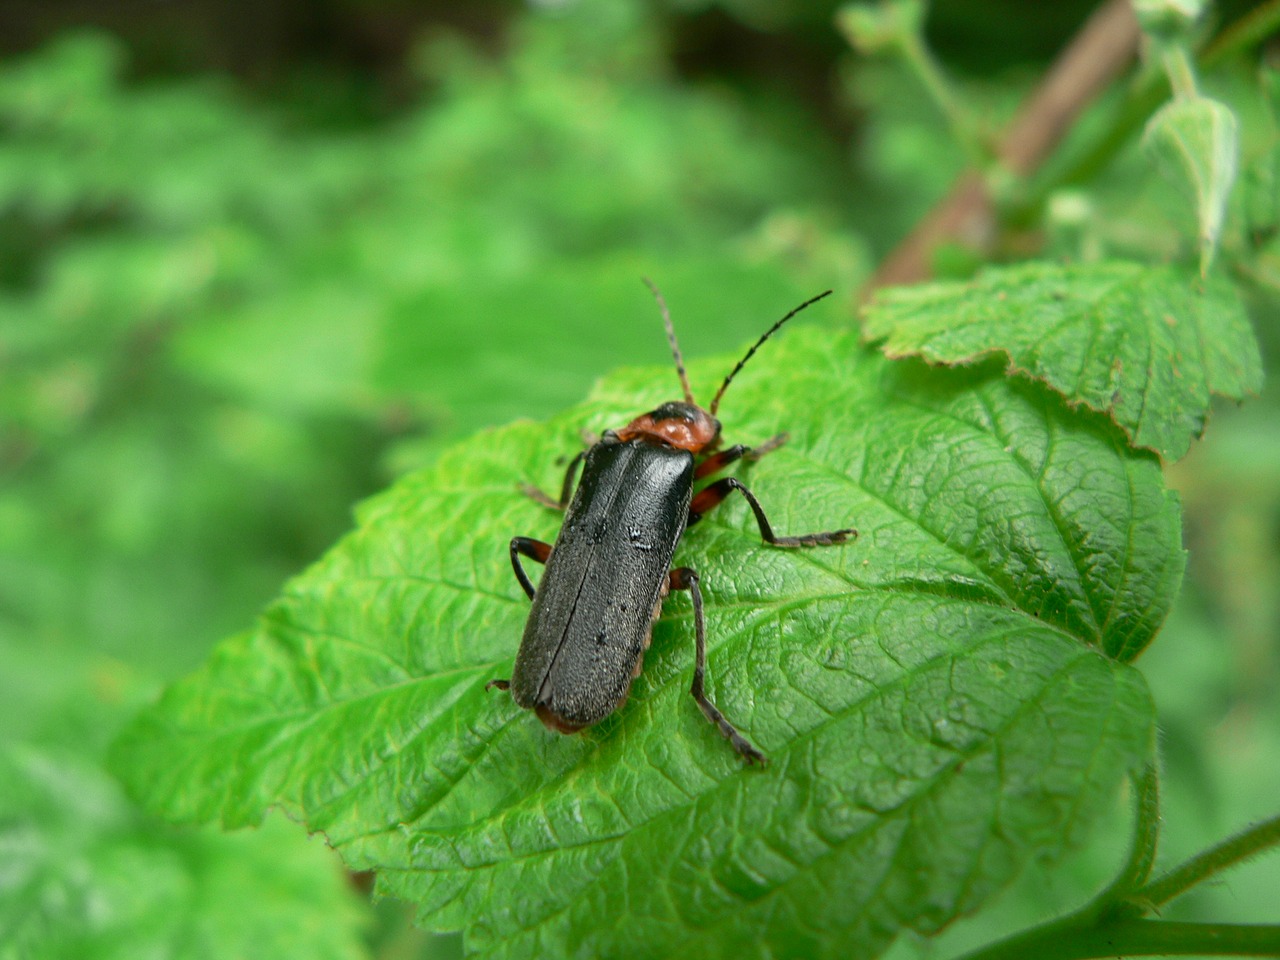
0;10;861;959
0;16;858;668
0;33;391;675
0;748;367;960
0;643;370;960
113;326;1178;956
862;261;1261;462
4;1;1280;958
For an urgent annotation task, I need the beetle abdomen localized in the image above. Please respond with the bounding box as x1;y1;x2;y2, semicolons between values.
511;438;693;730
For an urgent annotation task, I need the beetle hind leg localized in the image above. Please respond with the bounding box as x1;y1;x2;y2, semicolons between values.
688;477;856;548
669;567;766;765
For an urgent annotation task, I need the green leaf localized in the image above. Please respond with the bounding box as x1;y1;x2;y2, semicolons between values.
1144;94;1240;274
0;745;369;960
862;261;1262;462
112;328;1178;958
0;642;370;960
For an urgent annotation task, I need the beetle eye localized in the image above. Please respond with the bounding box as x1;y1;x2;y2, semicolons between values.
650;402;696;423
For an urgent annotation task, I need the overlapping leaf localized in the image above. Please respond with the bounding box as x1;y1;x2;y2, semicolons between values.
0;644;369;960
112;328;1182;958
862;261;1262;461
0;747;368;960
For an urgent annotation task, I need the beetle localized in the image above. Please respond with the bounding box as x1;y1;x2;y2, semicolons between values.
487;281;855;763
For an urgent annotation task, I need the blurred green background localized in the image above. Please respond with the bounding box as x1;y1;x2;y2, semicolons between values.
1;2;1276;958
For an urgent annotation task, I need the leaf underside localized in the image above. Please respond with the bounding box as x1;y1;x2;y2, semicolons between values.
862;261;1262;462
112;328;1181;959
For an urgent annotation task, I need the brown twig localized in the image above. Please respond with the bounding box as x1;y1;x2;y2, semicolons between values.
861;0;1142;298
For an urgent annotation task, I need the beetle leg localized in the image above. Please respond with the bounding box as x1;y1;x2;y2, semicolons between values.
510;537;552;600
492;538;553;691
694;444;748;480
692;433;788;480
520;449;586;510
688;477;857;547
744;432;788;462
669;567;766;765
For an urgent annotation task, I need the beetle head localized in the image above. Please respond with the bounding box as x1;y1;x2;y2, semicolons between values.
633;278;830;452
615;400;721;453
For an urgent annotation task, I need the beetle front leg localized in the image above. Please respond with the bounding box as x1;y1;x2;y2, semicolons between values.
744;432;788;461
510;537;552;600
688;477;856;547
693;433;788;480
669;566;766;765
520;450;586;510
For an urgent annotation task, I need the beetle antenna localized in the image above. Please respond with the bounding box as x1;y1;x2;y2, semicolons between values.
642;277;695;406
709;290;832;415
